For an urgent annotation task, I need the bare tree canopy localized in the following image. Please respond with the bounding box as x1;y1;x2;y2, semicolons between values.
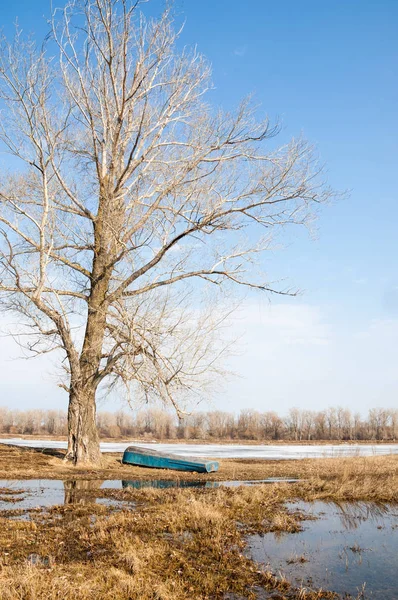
1;405;397;442
0;0;333;464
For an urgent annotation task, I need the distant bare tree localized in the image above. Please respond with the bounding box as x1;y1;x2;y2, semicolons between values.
269;411;283;440
1;404;397;441
313;410;327;439
207;410;235;439
185;411;207;439
0;407;7;433
301;410;315;441
286;407;301;441
390;409;398;441
0;0;332;464
368;408;389;441
325;407;337;440
237;409;262;440
352;412;362;440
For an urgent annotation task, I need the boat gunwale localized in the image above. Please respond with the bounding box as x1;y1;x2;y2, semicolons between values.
123;445;216;465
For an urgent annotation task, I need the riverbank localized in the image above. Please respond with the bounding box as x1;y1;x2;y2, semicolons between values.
0;445;397;599
0;443;397;500
2;438;398;464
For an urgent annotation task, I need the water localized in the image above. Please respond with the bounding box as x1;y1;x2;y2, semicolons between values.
0;478;299;512
1;438;397;459
248;501;398;599
0;479;125;511
121;477;299;490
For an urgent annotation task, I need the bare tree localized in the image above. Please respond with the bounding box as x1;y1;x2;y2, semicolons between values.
207;410;235;439
286;407;301;441
390;409;398;441
301;410;315;441
325;407;337;440
2;404;397;441
0;0;332;464
313;410;327;439
368;408;389;441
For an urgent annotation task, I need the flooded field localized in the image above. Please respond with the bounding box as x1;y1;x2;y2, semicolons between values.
0;477;299;513
1;443;396;599
1;458;397;600
1;438;398;459
248;500;398;599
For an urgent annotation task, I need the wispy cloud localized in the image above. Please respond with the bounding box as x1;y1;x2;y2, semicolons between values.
215;301;398;415
233;45;247;57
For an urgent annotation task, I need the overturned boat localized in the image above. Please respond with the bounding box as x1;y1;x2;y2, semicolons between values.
122;445;219;473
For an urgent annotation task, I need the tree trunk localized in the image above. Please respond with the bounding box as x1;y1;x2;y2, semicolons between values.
65;391;79;460
73;388;102;464
65;182;123;465
65;387;102;465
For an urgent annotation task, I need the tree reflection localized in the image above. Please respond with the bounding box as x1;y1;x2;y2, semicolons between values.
334;501;390;530
63;480;103;505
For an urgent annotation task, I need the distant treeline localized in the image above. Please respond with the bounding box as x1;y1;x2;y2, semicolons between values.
0;406;397;441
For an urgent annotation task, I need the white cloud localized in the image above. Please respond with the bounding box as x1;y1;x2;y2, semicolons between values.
210;301;398;415
1;303;398;416
0;329;65;410
229;302;332;350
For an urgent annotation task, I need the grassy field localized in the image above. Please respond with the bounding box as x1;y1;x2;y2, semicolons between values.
0;444;397;599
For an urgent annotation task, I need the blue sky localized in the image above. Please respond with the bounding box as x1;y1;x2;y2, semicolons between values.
0;0;397;415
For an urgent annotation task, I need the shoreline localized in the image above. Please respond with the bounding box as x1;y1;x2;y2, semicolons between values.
0;443;397;491
0;433;396;445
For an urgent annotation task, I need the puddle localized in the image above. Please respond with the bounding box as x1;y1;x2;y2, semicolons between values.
248;500;398;599
122;478;299;490
122;479;212;490
221;478;299;487
0;479;126;514
0;477;298;514
27;553;54;567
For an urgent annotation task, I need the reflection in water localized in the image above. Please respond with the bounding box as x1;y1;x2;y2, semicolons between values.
122;479;211;490
249;501;398;600
0;477;299;514
121;478;299;490
0;479;114;513
63;480;103;505
331;501;391;531
0;477;300;512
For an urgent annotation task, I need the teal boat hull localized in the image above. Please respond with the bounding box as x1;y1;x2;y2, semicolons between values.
122;446;219;473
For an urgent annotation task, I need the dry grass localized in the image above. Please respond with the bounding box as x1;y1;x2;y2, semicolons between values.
0;444;397;599
0;485;339;600
291;454;398;503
